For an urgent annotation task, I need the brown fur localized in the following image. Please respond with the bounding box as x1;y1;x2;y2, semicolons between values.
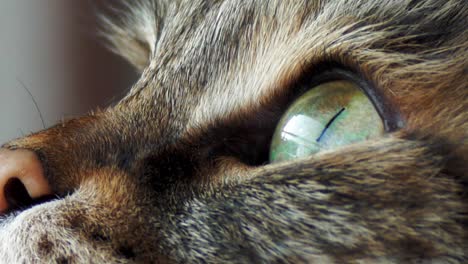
1;0;467;263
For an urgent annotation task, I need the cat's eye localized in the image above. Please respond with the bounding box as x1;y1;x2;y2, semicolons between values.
269;80;384;163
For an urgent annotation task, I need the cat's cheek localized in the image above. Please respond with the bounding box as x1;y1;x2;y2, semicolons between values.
0;201;120;263
0;184;164;263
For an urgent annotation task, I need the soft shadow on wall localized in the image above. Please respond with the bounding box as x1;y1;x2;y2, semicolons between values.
0;0;137;143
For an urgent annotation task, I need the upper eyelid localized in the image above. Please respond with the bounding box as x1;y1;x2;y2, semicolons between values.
289;67;404;132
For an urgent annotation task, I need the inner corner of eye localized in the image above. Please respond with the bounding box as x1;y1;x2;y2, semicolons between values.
269;80;384;163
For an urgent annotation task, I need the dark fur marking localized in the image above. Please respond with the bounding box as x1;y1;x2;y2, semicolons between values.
117;245;136;260
37;235;53;256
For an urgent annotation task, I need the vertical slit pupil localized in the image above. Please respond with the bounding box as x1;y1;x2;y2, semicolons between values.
316;107;346;142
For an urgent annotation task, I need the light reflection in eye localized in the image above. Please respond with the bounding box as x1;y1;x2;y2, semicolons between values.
280;115;324;158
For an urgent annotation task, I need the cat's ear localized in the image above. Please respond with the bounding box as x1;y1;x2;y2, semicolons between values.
99;1;168;72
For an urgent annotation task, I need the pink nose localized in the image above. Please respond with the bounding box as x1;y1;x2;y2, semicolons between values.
0;148;52;213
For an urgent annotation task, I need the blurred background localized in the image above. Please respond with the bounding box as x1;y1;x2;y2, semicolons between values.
0;1;137;143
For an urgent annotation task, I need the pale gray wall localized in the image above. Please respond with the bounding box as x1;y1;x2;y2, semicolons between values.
0;1;135;144
0;1;69;143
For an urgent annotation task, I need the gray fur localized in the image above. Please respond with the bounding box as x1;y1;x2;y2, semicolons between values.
0;0;467;263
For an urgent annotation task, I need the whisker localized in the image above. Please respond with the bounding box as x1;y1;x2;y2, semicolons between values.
16;78;47;129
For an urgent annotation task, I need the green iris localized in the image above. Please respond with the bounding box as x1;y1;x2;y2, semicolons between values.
269;80;384;163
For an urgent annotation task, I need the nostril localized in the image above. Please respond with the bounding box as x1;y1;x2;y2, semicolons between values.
4;178;33;210
0;148;53;213
3;177;56;213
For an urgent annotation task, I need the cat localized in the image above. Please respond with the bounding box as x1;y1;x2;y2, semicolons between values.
0;0;466;263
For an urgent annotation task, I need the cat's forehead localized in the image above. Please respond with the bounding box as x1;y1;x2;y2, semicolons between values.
151;1;321;125
112;0;463;129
